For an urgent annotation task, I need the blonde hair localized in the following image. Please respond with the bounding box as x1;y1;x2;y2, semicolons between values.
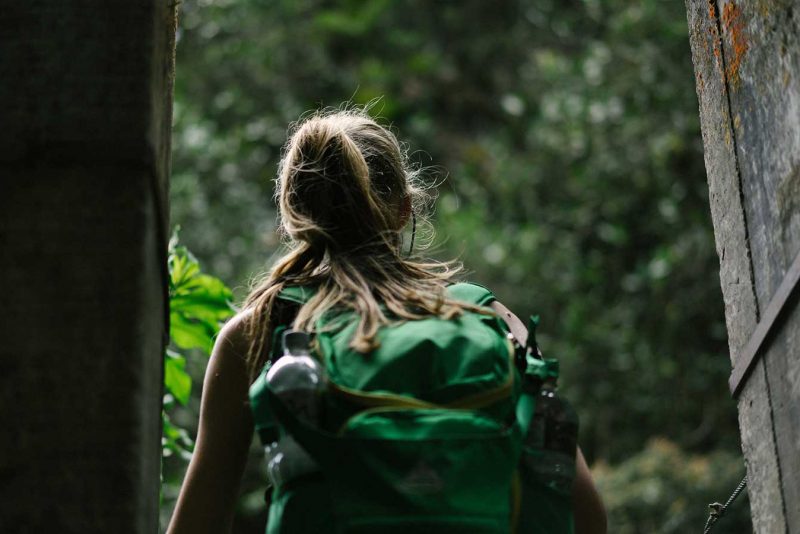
244;107;479;379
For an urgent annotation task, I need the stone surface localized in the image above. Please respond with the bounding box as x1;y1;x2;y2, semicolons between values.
0;3;175;532
762;299;800;529
716;1;800;530
721;0;800;309
686;0;761;361
685;0;797;532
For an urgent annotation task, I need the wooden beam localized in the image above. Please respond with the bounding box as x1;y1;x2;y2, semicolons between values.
730;249;800;396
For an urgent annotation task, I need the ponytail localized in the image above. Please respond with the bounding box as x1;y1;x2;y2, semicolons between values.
243;108;487;379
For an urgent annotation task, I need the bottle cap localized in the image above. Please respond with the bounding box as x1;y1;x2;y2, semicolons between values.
282;330;311;355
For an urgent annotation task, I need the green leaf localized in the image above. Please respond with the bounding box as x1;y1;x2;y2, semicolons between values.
168;238;236;338
170;311;216;354
169;246;201;291
171;273;236;324
164;350;192;405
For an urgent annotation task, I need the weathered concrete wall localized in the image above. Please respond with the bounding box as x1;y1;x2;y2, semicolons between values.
0;3;176;532
686;0;800;531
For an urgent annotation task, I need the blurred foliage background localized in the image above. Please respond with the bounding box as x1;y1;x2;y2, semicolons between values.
163;0;750;532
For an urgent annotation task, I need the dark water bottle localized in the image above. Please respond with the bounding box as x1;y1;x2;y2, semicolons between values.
264;330;326;487
525;358;579;495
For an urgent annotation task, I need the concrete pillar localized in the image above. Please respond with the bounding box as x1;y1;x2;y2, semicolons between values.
0;3;176;532
686;1;800;531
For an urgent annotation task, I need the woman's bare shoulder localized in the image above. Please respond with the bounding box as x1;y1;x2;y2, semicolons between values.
214;309;254;359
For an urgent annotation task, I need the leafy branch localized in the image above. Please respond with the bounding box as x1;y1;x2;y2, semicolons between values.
163;230;236;460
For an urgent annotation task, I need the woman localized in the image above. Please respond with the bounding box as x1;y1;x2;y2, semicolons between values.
167;109;606;533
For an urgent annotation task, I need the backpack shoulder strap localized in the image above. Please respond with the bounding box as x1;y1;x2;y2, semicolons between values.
277;284;316;305
490;300;528;348
448;282;528;346
446;281;496;307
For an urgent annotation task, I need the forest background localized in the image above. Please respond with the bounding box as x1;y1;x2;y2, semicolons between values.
162;0;751;532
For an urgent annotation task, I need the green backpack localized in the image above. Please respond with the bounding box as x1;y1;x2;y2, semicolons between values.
249;282;575;533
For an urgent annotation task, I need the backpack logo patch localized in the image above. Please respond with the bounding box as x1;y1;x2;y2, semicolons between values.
396;461;445;496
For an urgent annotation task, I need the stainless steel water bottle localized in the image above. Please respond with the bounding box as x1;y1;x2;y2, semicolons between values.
264;330;326;487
